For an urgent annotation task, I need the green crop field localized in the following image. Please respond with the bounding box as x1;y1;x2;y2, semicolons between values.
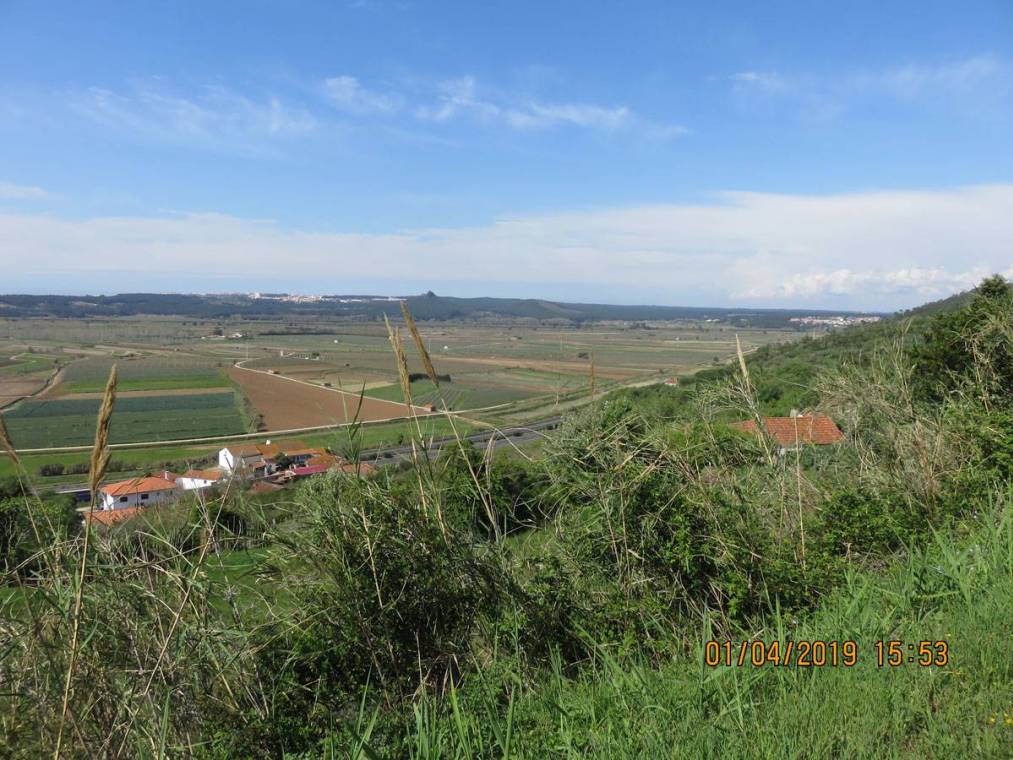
59;356;230;393
0;356;59;376
364;378;540;409
1;391;249;448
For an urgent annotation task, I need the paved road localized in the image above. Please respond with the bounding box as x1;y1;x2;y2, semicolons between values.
360;416;562;465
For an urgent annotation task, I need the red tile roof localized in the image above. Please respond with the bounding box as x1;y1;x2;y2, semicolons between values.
181;469;224;481
730;415;844;447
291;464;330;477
85;507;144;526
225;440;309;459
305;453;339;468
224;444;262;458
99;476;178;497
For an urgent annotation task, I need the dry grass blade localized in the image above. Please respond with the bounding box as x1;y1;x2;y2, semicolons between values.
88;364;118;498
401;301;440;388
735;334;751;396
0;412;21;470
384;314;413;408
56;362;117;759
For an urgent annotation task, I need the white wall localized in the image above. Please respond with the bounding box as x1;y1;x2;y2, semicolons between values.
219;448;236;471
99;488;177;511
177;476;220;491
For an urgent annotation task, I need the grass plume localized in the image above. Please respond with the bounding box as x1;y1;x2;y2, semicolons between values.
401;300;440;388
384;314;414;409
55;363;117;759
0;413;21;471
88;364;118;499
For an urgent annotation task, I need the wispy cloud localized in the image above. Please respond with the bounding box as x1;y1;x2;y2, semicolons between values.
873;55;1003;99
413;75;685;137
416;76;630;129
318;74;684;136
729;54;1010;119
730;71;789;94
1;184;1009;309
323;76;402;114
0;181;53;200
72;81;317;153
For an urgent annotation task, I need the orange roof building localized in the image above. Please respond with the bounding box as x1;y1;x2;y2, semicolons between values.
219;440;309;472
97;475;179;510
180;469;224;481
730;414;844;449
85;506;145;526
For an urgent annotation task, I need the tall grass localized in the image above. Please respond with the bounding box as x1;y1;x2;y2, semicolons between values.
0;283;1008;757
400;486;1012;758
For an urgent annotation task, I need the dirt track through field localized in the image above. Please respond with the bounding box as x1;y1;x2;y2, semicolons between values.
227;365;430;428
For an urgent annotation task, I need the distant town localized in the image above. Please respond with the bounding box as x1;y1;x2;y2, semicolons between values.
789;315;882;328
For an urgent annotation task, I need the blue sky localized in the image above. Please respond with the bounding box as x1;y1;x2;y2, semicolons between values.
1;0;1011;309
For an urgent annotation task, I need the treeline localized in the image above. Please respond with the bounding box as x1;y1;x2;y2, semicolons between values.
0;291;878;328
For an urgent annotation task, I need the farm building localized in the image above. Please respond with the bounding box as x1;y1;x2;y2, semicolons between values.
284;448;325;466
97;475;179;511
218;440;316;475
730;414;844;452
290;463;331;478
177;469;225;491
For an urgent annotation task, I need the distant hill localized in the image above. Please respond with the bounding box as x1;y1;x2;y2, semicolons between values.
0;291;881;329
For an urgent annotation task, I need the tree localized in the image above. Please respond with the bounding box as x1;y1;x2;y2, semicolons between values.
912;275;1012;404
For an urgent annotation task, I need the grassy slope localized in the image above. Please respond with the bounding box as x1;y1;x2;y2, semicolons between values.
410;497;1013;758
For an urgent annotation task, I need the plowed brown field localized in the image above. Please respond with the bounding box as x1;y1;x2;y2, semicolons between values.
0;379;48;409
227;366;428;429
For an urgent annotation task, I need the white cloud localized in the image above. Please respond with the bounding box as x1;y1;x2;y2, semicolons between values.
414;75;683;136
875;55;1003;99
0;181;52;200
729;54;1010;119
323;76;401;114
73;82;317;153
1;184;1009;309
730;71;789;94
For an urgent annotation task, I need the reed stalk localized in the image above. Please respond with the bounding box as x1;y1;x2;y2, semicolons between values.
55;363;117;759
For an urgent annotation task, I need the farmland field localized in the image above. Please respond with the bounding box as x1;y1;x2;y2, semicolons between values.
0;391;249;448
0;317;800;453
222;322;796;418
55;355;230;394
0;354;60;408
225;365;429;429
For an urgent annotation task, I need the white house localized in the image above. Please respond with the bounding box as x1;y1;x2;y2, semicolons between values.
97;476;179;511
176;469;225;491
219;444;269;472
218;440;311;475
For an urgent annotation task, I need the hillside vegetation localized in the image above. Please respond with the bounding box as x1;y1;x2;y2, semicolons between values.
0;277;1009;757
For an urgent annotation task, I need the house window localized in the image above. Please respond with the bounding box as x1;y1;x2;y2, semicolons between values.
141;493;149;500
119;496;128;503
